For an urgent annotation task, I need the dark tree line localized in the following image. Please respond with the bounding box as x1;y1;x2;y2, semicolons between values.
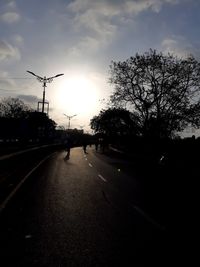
0;97;56;144
90;107;140;149
90;108;140;137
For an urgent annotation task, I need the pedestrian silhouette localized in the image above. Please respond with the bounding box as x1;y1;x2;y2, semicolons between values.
64;137;72;160
95;141;99;151
83;142;87;154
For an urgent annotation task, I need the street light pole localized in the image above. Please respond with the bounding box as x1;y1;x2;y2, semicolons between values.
63;114;77;129
27;70;64;113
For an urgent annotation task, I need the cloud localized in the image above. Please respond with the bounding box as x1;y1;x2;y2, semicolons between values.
6;1;17;9
161;36;200;58
0;40;20;61
161;38;180;52
123;0;180;13
0;71;16;89
67;0;180;17
17;94;41;105
68;3;118;49
66;0;181;53
12;35;24;46
67;37;100;57
0;11;20;23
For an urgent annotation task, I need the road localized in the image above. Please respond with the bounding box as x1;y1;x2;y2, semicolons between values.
0;146;168;266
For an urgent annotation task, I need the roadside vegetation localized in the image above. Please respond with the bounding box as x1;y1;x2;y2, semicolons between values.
91;49;200;161
0;97;92;154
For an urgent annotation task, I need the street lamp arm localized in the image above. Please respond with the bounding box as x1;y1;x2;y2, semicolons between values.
64;114;77;119
27;71;64;81
55;73;64;77
47;73;64;80
27;70;43;79
63;113;69;118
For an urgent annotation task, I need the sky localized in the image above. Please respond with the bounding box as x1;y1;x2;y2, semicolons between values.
1;0;200;134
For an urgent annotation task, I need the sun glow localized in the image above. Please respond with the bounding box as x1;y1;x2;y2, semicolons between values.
55;75;100;115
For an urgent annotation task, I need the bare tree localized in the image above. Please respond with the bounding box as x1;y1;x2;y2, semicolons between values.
109;49;200;138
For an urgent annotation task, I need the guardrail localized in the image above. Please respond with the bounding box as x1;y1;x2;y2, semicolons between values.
0;143;64;161
0;143;66;212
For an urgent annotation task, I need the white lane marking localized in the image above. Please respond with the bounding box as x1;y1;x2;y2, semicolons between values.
0;152;56;214
85;158;87;161
133;205;166;231
98;174;107;182
89;163;93;167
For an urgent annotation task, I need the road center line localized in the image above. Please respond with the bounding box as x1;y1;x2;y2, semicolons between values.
98;174;107;182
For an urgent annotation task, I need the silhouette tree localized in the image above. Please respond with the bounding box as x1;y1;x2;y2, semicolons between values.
109;49;200;138
0;98;56;143
0;97;31;118
90;108;140;137
25;111;57;142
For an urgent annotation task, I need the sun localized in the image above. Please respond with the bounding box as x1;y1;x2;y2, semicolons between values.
55;75;100;115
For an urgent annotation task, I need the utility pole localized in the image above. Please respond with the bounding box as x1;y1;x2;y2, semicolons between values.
27;70;64;113
64;114;77;129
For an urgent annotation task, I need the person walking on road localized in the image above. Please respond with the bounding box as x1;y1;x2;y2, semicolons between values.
95;140;99;152
64;137;72;160
83;142;87;154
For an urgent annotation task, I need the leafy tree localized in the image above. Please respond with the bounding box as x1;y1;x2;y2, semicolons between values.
0;97;31;118
109;49;200;138
90;108;140;137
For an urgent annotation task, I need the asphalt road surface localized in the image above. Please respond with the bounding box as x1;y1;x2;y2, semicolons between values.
0;147;169;266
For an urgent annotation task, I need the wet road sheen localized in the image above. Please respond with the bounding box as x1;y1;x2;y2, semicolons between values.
0;147;167;266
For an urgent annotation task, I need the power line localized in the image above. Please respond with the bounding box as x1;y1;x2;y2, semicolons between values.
0;87;34;91
0;77;34;80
